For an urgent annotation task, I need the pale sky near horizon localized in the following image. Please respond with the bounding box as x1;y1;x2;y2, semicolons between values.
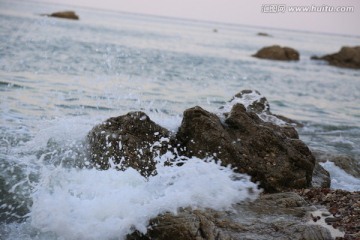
38;0;360;36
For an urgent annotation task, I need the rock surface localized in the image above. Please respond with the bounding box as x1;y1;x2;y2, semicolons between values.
87;111;174;177
47;11;79;20
128;192;333;240
311;46;360;69
253;45;300;61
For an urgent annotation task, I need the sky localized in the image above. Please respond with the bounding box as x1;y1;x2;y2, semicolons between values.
38;0;360;36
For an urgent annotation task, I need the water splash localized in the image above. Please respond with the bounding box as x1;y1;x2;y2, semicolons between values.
29;156;259;240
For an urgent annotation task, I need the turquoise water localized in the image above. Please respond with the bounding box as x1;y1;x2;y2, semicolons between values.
0;0;359;239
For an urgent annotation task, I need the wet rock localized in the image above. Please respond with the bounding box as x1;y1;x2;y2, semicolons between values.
128;192;333;240
312;163;331;188
253;45;299;61
177;101;315;192
311;46;360;69
47;11;79;20
87;111;174;177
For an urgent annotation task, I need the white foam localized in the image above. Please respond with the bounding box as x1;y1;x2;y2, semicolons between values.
320;161;360;191
30;157;260;240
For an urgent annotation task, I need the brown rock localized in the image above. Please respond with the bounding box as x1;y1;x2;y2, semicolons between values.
253;45;299;61
311;46;360;69
177;103;315;192
48;11;79;20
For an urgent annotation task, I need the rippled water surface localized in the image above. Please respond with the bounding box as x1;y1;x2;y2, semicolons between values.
0;0;359;239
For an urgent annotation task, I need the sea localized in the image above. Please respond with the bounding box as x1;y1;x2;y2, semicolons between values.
0;0;359;239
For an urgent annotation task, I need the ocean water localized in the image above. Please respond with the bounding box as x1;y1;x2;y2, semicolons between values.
1;0;359;239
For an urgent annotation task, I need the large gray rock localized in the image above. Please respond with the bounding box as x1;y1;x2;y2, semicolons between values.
253;45;299;61
177;102;315;192
87;111;174;177
311;46;360;69
128;192;333;240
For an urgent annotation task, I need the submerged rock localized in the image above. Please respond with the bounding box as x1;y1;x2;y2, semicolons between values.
128;192;333;240
46;11;79;20
253;45;299;61
87;111;174;177
311;46;360;69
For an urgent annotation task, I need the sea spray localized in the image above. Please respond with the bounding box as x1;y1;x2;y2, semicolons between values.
30;154;260;240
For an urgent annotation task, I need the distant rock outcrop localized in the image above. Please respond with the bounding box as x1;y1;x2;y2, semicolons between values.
311;46;360;69
257;32;272;37
46;11;79;20
253;45;299;61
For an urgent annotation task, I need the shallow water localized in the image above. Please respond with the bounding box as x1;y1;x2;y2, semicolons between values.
1;0;359;239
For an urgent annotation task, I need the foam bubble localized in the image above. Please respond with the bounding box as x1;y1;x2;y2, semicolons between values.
30;157;260;240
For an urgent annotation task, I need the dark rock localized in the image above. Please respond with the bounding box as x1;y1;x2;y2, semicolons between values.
128;192;333;240
87;111;174;177
47;11;79;20
177;102;315;192
311;46;360;69
257;32;272;37
253;45;299;61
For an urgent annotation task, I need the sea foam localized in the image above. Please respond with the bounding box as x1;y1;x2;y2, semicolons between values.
30;155;260;240
320;161;360;191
